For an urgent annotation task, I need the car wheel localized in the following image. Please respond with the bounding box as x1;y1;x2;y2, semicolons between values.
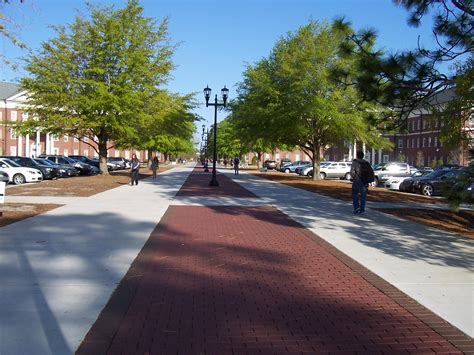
13;173;26;185
421;184;434;196
320;172;326;179
344;172;351;180
284;168;290;173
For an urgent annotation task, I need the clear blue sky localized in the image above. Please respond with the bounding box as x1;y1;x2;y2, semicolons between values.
1;0;438;131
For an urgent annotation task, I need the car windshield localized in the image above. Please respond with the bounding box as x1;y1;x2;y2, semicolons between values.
0;158;21;167
424;169;451;178
373;163;386;171
64;156;78;164
35;158;54;166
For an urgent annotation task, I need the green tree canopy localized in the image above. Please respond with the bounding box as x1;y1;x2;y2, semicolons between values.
334;0;473;141
19;0;177;174
232;20;389;179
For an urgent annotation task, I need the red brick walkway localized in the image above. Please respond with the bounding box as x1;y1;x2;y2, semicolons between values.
177;171;256;198
78;170;473;354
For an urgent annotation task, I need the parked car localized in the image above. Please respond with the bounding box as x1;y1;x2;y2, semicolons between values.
69;155;114;172
34;158;79;178
278;158;292;170
0;171;9;183
108;157;130;169
0;158;43;184
0;156;59;180
280;160;311;173
298;161;331;177
319;162;352;180
412;168;467;196
263;160;277;170
434;164;461;171
373;162;411;186
39;155;96;175
384;170;431;190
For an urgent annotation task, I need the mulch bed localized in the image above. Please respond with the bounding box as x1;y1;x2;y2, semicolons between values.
0;203;62;228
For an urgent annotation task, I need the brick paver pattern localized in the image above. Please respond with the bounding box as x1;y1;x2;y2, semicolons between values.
105;205;462;354
177;172;256;198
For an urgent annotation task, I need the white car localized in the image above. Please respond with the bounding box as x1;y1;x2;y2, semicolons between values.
384;176;411;190
0;158;43;184
320;162;352;180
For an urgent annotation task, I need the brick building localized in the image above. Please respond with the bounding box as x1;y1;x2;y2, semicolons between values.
0;82;153;161
324;89;473;167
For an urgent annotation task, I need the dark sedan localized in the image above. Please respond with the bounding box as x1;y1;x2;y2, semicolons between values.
34;158;79;178
1;156;59;180
402;169;465;196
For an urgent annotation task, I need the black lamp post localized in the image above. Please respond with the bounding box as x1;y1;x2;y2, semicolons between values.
204;85;229;186
201;124;210;172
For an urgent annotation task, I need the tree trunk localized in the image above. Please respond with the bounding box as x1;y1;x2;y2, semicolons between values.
147;148;153;167
257;151;263;168
98;139;109;176
312;143;321;181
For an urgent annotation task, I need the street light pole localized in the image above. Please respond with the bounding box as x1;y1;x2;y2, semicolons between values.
204;85;229;187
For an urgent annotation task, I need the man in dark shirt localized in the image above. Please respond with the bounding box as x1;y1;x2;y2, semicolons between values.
350;150;368;215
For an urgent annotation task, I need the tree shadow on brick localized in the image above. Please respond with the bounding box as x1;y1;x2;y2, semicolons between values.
78;205;467;354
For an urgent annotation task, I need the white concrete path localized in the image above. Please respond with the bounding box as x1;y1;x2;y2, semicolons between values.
0;165;472;355
0;166;191;355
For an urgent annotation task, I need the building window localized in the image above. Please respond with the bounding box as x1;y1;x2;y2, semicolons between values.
73;137;79;142
84;149;89;156
115;151;120;157
53;147;60;155
63;149;68;156
63;135;69;142
10;111;17;121
10;129;17;139
412;139;415;148
428;137;431;147
21;112;28;120
84;137;89;143
383;155;389;163
10;146;17;155
73;149;79;155
434;137;438;147
417;120;420;130
422;138;426;147
417;138;420;148
53;135;59;142
398;139;403;148
423;120;427;129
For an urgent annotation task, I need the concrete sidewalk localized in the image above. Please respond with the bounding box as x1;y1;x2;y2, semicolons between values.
0;166;192;355
0;165;472;354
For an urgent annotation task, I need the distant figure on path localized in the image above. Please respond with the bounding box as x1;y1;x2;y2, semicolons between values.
130;154;140;186
350;150;374;215
223;159;228;168
151;156;159;179
233;156;240;175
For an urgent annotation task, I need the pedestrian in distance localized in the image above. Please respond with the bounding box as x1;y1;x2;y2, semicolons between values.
130;153;140;186
233;156;240;175
151;156;159;179
223;158;228;168
350;150;374;215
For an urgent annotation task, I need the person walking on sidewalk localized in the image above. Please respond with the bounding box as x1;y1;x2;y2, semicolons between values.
350;150;374;215
130;154;140;186
151;156;159;179
233;156;240;175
